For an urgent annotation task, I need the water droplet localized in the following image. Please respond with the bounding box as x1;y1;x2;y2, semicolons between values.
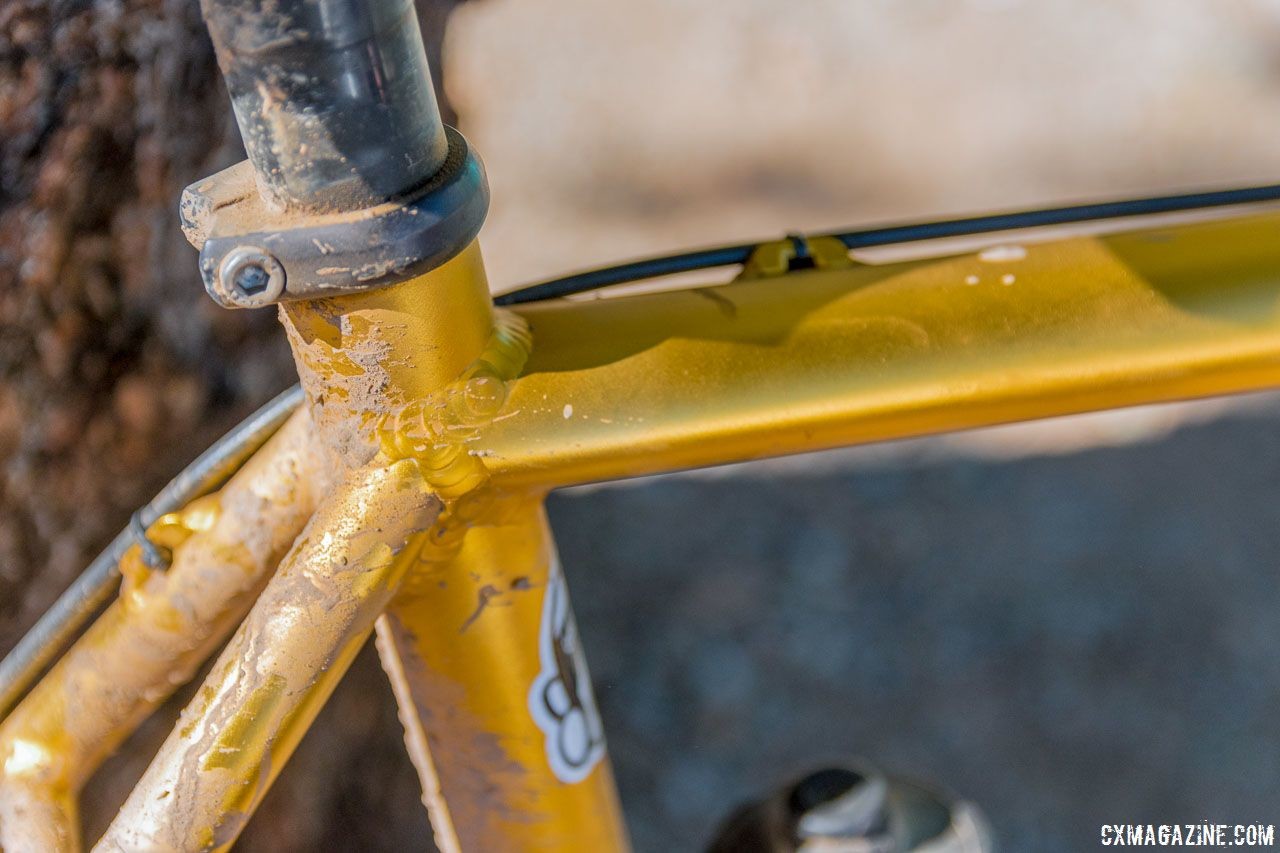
563;404;573;419
979;245;1027;263
1001;274;1016;285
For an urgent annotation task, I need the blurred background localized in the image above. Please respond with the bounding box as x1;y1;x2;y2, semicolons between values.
4;1;1280;850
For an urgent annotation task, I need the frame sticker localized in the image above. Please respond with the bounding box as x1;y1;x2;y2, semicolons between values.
528;557;605;784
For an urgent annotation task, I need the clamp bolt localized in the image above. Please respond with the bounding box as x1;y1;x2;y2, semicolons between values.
218;247;285;307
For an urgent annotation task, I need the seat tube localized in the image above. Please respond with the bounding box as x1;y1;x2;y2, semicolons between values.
186;1;627;846
376;497;629;852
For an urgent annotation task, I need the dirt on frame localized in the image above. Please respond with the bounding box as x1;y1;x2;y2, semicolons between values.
7;1;1280;850
0;1;458;847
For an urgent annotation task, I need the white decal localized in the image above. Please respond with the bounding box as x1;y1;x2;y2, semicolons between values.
528;558;605;783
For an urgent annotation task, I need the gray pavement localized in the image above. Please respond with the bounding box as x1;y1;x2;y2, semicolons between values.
551;402;1280;852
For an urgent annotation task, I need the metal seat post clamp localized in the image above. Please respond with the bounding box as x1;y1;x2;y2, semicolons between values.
180;127;489;309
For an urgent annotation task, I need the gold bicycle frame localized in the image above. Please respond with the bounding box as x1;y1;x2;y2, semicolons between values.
5;198;1280;850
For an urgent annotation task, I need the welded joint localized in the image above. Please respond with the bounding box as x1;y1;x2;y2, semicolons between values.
374;310;534;577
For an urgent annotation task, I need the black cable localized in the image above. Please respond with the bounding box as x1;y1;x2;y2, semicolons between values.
831;184;1280;249
494;183;1280;306
494;243;758;306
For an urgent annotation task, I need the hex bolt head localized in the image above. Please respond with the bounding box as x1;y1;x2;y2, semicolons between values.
218;247;285;307
234;263;271;294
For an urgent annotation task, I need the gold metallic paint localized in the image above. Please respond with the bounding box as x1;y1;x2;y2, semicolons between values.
95;458;440;852
0;409;329;853
477;212;1280;488
377;500;629;853
14;207;1280;851
280;242;495;465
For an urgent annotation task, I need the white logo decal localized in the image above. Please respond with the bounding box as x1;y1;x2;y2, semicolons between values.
528;559;605;784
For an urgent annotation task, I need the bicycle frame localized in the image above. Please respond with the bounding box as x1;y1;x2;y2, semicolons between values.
4;202;1280;851
6;2;1280;851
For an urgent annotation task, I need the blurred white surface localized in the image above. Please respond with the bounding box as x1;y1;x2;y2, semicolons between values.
452;0;1280;285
